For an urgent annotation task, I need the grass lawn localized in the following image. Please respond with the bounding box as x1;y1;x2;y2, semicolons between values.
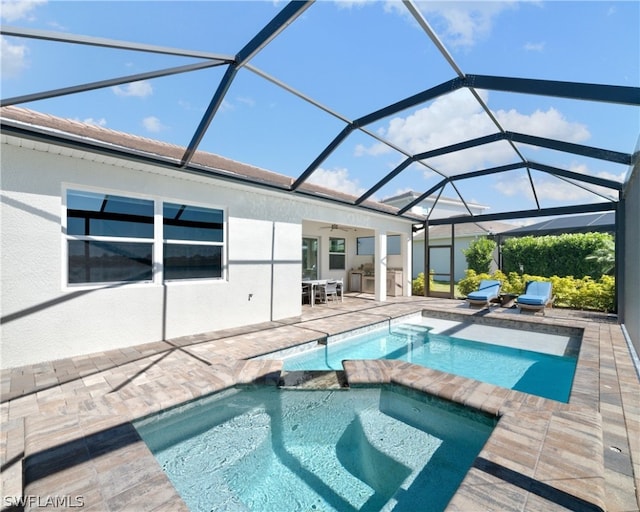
430;280;462;297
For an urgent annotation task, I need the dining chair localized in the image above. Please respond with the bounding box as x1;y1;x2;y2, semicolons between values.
302;283;311;305
323;280;339;303
335;278;344;302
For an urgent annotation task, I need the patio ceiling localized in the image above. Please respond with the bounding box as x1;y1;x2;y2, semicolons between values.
1;0;638;224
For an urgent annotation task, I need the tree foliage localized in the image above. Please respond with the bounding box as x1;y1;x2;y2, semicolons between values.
585;238;615;276
462;237;496;274
501;232;614;278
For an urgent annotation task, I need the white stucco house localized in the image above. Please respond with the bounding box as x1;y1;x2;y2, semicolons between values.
411;222;515;282
382;191;513;281
0;107;419;369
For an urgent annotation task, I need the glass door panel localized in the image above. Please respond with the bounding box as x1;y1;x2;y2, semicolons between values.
428;245;454;298
302;237;318;280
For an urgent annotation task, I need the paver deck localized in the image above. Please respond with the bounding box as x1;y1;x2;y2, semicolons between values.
1;295;638;511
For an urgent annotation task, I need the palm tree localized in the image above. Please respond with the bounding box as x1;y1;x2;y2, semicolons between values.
585;239;615;275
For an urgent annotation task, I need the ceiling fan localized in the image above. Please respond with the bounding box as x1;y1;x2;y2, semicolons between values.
320;224;354;232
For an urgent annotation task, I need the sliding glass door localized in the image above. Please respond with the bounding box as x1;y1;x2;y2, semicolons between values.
302;237;318;280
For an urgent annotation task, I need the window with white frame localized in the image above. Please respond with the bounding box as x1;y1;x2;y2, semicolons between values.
65;189;225;284
66;190;154;284
356;235;401;255
163;202;224;280
329;237;346;270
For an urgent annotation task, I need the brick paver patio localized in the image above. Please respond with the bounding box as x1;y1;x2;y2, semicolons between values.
1;295;638;511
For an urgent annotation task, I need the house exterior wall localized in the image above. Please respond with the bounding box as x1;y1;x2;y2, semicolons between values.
623;163;639;356
0;137;412;368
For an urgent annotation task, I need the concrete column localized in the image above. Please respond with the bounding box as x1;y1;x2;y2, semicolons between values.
403;231;412;297
375;230;387;301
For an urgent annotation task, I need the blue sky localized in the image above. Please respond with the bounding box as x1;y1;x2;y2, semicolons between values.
2;0;639;219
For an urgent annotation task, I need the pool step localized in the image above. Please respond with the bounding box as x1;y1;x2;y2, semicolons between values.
390;324;431;337
279;370;348;389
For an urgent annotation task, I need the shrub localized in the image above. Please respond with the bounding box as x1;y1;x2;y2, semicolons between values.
462;237;496;274
549;275;615;312
501;232;614;278
457;269;486;296
411;272;433;296
457;269;615;312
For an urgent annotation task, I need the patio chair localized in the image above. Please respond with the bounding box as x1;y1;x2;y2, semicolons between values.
312;280;327;304
335;278;344;302
516;281;554;314
316;280;339;303
466;280;501;308
302;283;311;305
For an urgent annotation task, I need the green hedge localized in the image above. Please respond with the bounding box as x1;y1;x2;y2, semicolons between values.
457;269;615;312
501;232;613;279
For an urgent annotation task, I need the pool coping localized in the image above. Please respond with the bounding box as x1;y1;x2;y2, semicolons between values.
2;300;631;511
340;309;605;511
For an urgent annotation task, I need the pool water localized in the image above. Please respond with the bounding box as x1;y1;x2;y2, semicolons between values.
283;322;577;402
135;386;494;512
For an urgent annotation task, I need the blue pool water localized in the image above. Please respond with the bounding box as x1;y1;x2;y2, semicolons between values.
135;386;494;512
283;323;577;402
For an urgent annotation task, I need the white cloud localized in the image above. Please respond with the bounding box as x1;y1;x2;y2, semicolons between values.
0;0;46;22
389;1;518;48
178;99;193;111
335;0;370;10
524;41;545;52
236;96;256;107
307;167;366;197
357;89;590;175
45;20;66;31
493;162;622;203
142;116;165;133
219;99;235;113
0;36;28;78
496;107;590;141
79;117;107;127
112;80;153;98
354;139;390;157
362;89;489;157
496;174;589;202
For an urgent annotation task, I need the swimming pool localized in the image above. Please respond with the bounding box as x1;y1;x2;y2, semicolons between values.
282;316;579;402
135;386;494;512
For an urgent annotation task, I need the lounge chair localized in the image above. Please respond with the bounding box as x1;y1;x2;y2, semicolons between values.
466;280;501;308
517;281;553;314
